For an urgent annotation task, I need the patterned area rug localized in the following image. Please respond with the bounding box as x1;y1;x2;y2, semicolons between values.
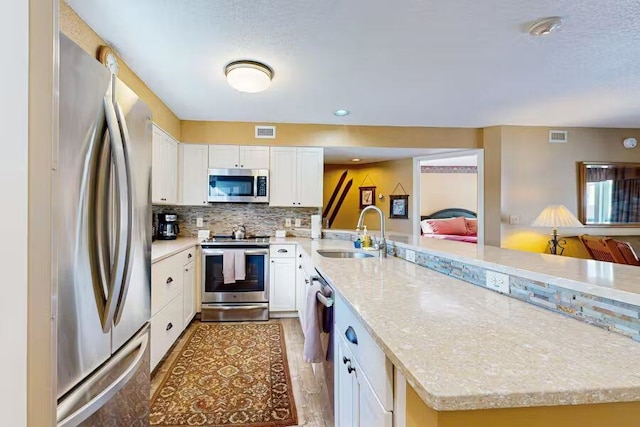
150;322;298;426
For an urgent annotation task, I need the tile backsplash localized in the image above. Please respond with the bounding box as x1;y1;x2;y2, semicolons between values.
153;204;320;237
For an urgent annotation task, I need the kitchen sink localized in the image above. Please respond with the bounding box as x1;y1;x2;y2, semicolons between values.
317;250;376;259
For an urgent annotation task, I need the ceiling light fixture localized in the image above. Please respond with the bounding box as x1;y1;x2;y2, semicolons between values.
529;17;563;36
351;158;361;162
334;109;350;117
225;60;273;93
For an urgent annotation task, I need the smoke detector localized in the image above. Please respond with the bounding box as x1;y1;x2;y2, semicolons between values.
529;17;563;36
623;138;638;149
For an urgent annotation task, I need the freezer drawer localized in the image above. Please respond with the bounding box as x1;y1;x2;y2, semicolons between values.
57;325;150;427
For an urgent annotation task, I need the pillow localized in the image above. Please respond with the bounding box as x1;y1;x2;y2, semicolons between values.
420;216;457;234
422;217;468;236
464;218;478;236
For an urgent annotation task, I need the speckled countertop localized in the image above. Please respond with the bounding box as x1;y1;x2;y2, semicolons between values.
293;238;640;411
151;237;199;263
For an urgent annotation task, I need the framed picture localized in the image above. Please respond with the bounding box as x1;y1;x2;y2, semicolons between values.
359;186;376;209
389;195;409;219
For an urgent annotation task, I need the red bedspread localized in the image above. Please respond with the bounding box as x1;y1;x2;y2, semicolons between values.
421;234;478;244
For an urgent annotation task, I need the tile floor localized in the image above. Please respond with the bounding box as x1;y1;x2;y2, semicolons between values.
151;318;334;427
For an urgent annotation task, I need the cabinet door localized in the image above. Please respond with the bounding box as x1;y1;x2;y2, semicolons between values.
269;257;297;312
269;147;297;207
296;147;324;207
208;144;240;168
182;261;196;327
164;136;179;204
181;144;209;205
336;337;358;427
295;259;308;330
357;367;393;427
151;127;164;203
239;146;270;169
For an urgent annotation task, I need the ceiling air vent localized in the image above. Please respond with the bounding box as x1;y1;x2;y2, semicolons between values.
255;125;276;139
549;130;568;143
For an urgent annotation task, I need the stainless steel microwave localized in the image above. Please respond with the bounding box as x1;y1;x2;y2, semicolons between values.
208;168;269;203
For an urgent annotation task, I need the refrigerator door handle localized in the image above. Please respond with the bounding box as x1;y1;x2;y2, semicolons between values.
57;328;149;427
101;94;129;330
112;99;135;326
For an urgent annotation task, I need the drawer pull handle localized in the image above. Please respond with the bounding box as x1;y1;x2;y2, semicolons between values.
166;277;173;284
188;253;192;259
342;356;351;365
304;279;310;284
347;365;356;374
278;249;288;253
345;326;358;345
166;322;173;331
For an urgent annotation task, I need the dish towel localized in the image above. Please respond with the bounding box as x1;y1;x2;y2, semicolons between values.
303;281;327;363
222;250;246;284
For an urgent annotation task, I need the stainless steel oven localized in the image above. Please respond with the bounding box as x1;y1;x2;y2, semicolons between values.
208;168;269;203
201;241;269;321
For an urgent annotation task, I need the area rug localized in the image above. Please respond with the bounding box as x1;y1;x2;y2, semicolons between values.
150;322;298;427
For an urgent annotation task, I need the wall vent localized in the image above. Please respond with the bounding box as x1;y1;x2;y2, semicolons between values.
549;130;568;143
255;125;276;139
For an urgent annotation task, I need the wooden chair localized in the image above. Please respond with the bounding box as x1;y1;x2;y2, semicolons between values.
579;235;640;266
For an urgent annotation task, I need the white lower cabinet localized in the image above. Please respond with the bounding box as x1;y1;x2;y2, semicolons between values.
269;244;297;313
183;261;196;327
335;294;393;427
295;251;313;330
150;293;183;370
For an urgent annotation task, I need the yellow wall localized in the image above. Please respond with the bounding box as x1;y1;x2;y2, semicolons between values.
420;172;477;215
407;383;640;427
498;126;640;253
182;120;481;148
323;159;414;234
60;2;181;140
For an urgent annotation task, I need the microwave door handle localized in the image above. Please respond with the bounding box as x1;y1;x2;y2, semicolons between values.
101;93;128;330
112;99;135;326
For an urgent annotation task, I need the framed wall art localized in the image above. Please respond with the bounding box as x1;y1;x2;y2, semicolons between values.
389;194;409;219
359;186;376;209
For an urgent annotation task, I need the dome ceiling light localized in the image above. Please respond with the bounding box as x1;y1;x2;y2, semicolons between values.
334;109;350;117
529;17;563;36
225;60;273;93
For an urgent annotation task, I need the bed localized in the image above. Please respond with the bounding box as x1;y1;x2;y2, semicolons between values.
420;208;478;244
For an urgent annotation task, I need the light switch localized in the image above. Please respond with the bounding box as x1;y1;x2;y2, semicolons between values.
509;215;520;225
294;218;302;227
486;271;510;294
285;218;292;227
196;217;204;227
405;249;416;263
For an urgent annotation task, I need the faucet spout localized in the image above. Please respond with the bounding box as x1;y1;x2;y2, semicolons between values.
356;205;386;258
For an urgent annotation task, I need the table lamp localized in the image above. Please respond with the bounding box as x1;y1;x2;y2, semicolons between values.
531;205;584;255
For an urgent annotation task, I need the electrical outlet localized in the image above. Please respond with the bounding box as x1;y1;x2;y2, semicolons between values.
285;218;292;227
405;249;416;263
196;217;204;227
294;218;302;227
485;271;510;294
509;215;520;225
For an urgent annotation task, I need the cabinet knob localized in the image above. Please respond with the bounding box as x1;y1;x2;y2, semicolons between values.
185;268;189;272
304;279;310;284
240;164;244;167
271;260;274;263
166;277;173;284
166;322;173;331
298;254;302;258
342;356;351;365
298;265;302;269
188;253;192;258
235;164;238;167
347;365;356;374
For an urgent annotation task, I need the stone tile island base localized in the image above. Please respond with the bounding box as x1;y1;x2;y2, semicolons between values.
406;384;640;427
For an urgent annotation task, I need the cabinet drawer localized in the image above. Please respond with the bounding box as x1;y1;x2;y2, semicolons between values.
270;244;296;258
178;247;196;266
335;293;393;411
150;293;183;371
151;254;184;316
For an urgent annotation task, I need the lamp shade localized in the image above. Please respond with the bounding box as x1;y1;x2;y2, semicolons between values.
531;205;584;228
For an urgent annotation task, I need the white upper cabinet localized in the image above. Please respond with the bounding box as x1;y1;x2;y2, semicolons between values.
270;147;323;207
152;124;178;204
180;144;209;206
208;144;269;169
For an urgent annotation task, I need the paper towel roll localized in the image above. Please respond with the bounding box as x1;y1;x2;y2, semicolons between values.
311;214;322;239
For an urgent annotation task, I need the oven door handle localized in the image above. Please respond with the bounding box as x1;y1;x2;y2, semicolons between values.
215;305;267;310
202;249;224;256
244;249;269;255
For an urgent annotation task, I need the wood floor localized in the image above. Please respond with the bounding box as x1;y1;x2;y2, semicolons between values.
151;318;334;427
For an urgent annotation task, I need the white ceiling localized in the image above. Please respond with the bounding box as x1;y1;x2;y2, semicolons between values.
324;147;466;164
67;0;640;128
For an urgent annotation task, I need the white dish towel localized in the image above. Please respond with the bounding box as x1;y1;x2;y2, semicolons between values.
222;250;246;284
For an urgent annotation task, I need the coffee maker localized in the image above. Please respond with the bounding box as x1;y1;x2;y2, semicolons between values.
157;213;180;240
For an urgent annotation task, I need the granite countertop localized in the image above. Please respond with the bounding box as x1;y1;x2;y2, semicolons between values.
294;238;640;411
326;229;640;306
151;237;200;263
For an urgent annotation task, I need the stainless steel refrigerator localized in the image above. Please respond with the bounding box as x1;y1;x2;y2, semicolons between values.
56;33;152;427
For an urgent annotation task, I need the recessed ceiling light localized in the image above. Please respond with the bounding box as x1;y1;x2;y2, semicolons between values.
529;17;562;36
351;158;361;162
334;109;350;117
225;60;273;93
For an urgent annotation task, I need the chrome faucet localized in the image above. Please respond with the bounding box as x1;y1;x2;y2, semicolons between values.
356;205;386;258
